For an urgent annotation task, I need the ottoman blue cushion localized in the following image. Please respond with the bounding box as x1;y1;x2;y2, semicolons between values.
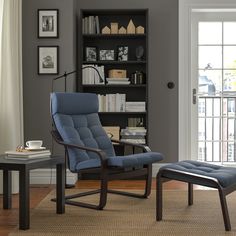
160;160;236;188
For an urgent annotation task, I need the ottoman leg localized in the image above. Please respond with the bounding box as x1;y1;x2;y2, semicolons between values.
188;183;193;205
218;188;231;231
156;174;163;221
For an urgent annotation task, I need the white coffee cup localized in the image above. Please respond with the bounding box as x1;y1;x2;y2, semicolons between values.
26;140;43;149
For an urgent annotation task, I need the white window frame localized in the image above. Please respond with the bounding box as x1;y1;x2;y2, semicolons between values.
179;0;236;162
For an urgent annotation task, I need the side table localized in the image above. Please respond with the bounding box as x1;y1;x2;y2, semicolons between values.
0;155;65;230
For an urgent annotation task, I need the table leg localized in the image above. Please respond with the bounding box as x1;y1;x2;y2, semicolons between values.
56;162;65;214
3;169;12;209
19;168;30;230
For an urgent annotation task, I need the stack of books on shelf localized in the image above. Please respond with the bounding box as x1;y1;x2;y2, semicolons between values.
82;64;105;85
5;150;51;160
125;102;146;112
82;15;100;34
120;127;146;144
98;93;126;112
106;78;130;85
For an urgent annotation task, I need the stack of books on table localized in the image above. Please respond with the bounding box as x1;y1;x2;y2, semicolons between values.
120;127;147;144
5;150;51;160
106;78;130;85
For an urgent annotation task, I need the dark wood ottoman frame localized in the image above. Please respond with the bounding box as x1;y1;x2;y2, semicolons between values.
156;168;236;231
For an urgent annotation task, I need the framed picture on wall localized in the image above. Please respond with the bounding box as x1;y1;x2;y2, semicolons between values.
38;46;59;75
38;9;59;38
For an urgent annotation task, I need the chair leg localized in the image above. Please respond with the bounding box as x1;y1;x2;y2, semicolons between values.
108;164;152;199
156;174;163;221
188;182;193;205
218;188;231;231
144;164;152;198
97;172;108;210
52;174;108;210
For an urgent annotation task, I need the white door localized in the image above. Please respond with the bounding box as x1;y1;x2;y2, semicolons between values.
191;12;236;164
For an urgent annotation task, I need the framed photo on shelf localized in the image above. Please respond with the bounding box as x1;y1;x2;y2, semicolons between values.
85;47;97;61
38;9;58;38
99;49;115;61
38;46;59;75
117;46;128;61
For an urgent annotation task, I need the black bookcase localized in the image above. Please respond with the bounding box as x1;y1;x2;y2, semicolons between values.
78;9;149;152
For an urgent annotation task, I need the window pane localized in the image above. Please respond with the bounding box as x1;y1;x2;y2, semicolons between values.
228;98;236;116
206;98;213;116
199;70;222;93
198;117;205;140
199;22;222;45
213;142;220;162
224;22;236;44
213;118;220;140
198;141;205;161
223;70;236;91
206;142;212;161
228;142;235;161
213;98;220;116
199;46;222;69
198;98;205;116
228;118;235;140
206;118;213;140
223;46;236;69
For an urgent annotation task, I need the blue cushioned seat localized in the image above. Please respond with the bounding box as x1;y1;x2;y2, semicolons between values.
160;160;236;188
51;92;164;210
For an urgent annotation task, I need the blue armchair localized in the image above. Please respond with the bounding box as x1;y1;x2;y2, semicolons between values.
51;92;163;210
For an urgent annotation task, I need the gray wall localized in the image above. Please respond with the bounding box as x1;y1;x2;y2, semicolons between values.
22;0;76;155
22;0;178;163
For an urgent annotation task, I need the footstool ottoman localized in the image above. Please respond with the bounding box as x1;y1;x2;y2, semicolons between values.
156;160;236;231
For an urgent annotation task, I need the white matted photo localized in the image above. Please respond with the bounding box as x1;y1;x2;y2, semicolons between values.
99;49;115;61
38;9;58;38
38;46;59;75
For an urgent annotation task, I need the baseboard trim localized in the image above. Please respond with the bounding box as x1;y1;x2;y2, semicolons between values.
29;163;170;184
30;169;77;185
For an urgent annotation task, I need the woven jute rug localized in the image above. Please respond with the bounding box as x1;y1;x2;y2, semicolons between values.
9;189;236;236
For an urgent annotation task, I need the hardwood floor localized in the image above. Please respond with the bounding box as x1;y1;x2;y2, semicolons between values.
0;179;210;236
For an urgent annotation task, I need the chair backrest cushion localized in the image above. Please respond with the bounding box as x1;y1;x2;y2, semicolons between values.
51;92;115;171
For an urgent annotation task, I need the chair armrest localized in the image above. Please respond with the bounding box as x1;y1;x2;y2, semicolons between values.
51;130;108;167
111;138;151;153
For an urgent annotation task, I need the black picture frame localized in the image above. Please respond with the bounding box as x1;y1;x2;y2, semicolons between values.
99;49;115;61
38;9;59;38
85;47;97;61
38;46;59;75
117;46;128;61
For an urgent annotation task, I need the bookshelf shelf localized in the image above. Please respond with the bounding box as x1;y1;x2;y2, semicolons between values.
98;112;146;115
83;34;146;39
82;84;146;88
82;61;146;65
79;9;149;148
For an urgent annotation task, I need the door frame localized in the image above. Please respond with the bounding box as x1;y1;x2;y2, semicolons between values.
178;0;236;161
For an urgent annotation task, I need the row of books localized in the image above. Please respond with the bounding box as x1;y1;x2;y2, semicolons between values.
82;64;105;85
120;127;147;144
82;16;100;34
98;94;126;112
5;150;51;160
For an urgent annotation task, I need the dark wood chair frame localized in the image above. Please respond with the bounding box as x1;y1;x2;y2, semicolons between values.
51;130;153;210
156;168;236;231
